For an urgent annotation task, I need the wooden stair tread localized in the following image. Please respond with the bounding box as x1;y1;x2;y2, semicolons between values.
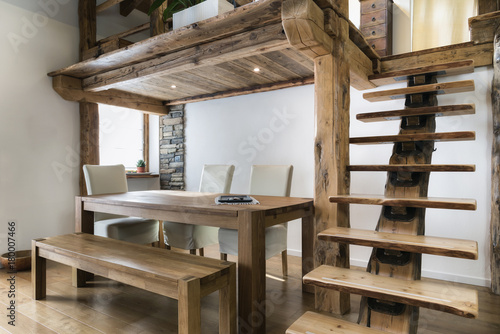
287;311;387;334
329;194;477;210
348;164;475;172
363;80;475;102
318;227;478;260
369;60;474;86
350;131;475;145
304;266;478;319
356;104;475;122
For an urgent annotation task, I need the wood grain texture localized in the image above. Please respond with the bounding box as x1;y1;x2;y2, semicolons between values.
83;23;288;92
329;194;477;210
53;75;168;115
34;233;236;334
286;311;388;334
363;80;475;102
492;25;500;295
2;253;500;333
120;0;145;16
350;131;476;144
282;0;333;59
318;227;478;259
478;0;500;14
369;60;474;86
49;0;283;78
312;6;351;314
99;22;149;44
304;266;479;319
347;164;475;172
356;104;476;122
469;11;500;44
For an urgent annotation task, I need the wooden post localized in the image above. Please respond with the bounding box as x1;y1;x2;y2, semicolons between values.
150;0;168;35
313;21;351;314
491;24;500;295
282;0;351;314
478;0;499;14
79;0;99;196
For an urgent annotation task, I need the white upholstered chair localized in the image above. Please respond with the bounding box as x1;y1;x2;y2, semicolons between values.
218;165;293;276
83;164;159;245
162;164;235;256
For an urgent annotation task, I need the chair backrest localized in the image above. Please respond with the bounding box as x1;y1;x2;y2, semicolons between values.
83;164;128;195
199;165;235;193
249;165;293;196
83;164;129;222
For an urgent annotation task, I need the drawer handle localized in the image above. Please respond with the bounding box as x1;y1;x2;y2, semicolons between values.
372;31;376;35
372;17;376;22
372;3;376;8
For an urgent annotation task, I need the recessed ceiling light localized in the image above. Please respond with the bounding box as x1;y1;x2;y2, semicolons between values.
171;85;177;89
253;67;260;72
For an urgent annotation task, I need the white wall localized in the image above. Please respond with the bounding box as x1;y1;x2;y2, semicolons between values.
0;1;80;256
185;86;315;252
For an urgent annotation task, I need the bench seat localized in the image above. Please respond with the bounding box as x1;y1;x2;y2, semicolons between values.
32;233;236;334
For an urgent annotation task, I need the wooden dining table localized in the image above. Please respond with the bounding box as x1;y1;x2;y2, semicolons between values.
74;190;314;334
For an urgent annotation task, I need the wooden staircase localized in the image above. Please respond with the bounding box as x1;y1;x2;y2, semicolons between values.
288;60;479;334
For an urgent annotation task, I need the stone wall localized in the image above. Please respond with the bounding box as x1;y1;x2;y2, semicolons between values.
159;104;185;190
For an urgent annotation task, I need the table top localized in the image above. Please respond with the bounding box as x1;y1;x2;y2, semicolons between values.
80;190;314;217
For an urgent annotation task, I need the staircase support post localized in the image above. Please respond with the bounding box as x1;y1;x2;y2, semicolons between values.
491;24;500;295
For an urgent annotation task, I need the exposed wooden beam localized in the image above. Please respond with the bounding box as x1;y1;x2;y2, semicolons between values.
82;38;133;60
96;0;127;13
491;24;500;295
82;23;289;91
48;0;283;79
78;0;99;198
346;39;375;90
478;0;499;14
53;75;168;115
282;0;333;59
469;11;500;44
120;0;145;16
165;76;314;105
380;42;493;73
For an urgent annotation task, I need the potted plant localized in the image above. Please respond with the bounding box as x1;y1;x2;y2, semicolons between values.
136;159;146;173
149;0;234;30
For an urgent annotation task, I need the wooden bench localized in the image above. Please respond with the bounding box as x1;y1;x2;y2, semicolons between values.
32;233;236;334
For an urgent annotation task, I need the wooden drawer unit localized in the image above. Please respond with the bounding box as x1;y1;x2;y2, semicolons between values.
360;0;393;57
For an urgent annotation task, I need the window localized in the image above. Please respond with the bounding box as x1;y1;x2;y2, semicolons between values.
99;105;144;170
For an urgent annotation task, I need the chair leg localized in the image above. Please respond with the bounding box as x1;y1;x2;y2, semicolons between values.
166;245;171;250
199;248;204;257
190;249;196;255
281;250;288;277
220;253;227;261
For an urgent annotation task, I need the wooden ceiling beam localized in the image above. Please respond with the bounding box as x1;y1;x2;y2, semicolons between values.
469;11;500;44
48;0;282;79
379;42;493;75
53;75;168;115
165;76;314;105
82;23;289;91
97;0;127;13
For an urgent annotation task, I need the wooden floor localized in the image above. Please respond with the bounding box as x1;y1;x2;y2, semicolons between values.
1;245;499;333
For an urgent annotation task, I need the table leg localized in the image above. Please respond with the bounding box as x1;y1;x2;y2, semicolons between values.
32;239;46;300
302;214;315;293
237;210;266;334
73;197;94;286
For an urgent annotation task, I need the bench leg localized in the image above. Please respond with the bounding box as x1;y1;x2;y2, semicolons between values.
219;263;237;334
72;268;88;287
32;240;46;300
178;276;201;334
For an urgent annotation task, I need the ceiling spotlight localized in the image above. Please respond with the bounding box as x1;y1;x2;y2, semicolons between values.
253;67;260;72
171;85;177;89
